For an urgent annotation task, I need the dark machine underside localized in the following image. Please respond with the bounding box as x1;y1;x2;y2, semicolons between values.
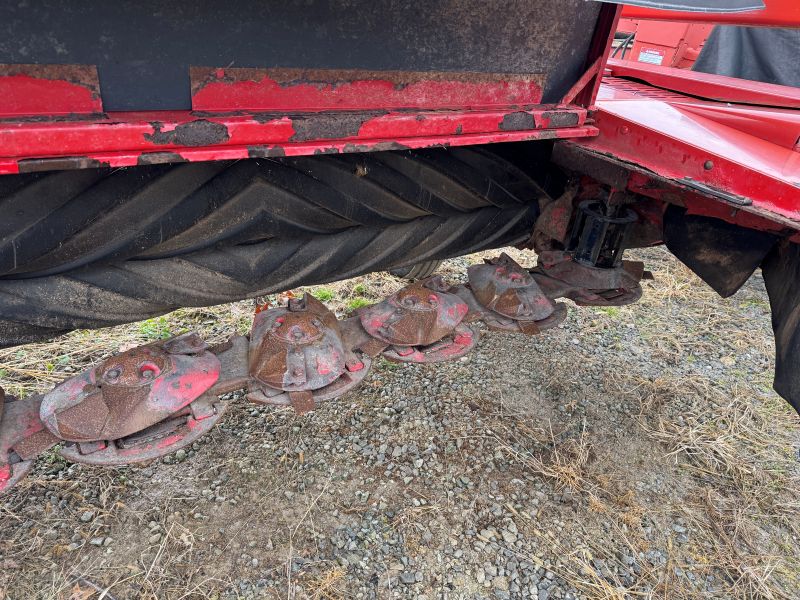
0;0;602;111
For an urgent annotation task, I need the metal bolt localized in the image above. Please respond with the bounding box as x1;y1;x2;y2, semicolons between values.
703;160;714;170
105;368;121;381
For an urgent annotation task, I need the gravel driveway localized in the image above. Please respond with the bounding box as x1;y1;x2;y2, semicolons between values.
1;247;798;600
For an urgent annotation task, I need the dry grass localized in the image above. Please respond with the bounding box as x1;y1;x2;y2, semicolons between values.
298;565;346;600
485;248;800;599
628;374;800;599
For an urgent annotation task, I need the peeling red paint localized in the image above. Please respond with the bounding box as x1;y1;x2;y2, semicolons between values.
0;107;595;174
0;125;598;175
0;64;103;117
190;67;545;112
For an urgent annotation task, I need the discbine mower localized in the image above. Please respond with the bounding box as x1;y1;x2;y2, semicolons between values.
1;0;798;494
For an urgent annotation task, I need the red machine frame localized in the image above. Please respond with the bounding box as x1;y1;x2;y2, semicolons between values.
0;4;622;175
0;2;797;234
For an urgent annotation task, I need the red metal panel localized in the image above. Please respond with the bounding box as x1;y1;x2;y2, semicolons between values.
190;68;546;112
617;18;639;34
580;77;800;227
0;65;103;117
628;21;713;68
0;106;587;157
606;58;800;108
621;0;800;27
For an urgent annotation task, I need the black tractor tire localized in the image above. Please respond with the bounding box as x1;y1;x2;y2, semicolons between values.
0;147;546;347
389;260;443;280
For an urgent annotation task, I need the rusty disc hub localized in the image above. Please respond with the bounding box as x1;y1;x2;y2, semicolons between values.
40;333;221;443
359;276;468;347
249;294;348;393
532;251;645;307
483;302;567;334
467;253;556;322
247;354;372;413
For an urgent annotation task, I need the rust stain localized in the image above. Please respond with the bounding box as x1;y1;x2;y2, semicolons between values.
289;111;385;142
312;147;341;155
499;111;535;131
136;152;189;165
247;145;287;158
190;66;545;96
0;64;101;98
144;119;230;147
0;112;104;124
541;110;580;128
341;141;411;153
18;156;110;173
190;66;545;112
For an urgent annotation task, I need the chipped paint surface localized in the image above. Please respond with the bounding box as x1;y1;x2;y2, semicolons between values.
0;108;594;174
190;67;546;112
499;112;536;131
0;64;103;117
18;156;110;173
144;119;231;146
0;64;593;173
0;126;598;174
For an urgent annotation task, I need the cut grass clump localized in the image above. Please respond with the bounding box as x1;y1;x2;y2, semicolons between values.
312;288;335;302
346;298;371;311
137;316;173;340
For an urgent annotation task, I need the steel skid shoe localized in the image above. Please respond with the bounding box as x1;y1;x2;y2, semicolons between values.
247;294;371;414
41;332;224;465
0;390;54;494
456;253;567;335
358;276;478;363
531;250;645;307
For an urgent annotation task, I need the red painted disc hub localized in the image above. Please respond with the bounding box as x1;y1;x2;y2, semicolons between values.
359;276;469;347
40;333;221;443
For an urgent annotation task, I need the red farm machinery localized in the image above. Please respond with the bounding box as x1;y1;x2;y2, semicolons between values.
1;0;799;494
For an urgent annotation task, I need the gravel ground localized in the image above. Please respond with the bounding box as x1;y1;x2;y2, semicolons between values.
1;247;799;600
